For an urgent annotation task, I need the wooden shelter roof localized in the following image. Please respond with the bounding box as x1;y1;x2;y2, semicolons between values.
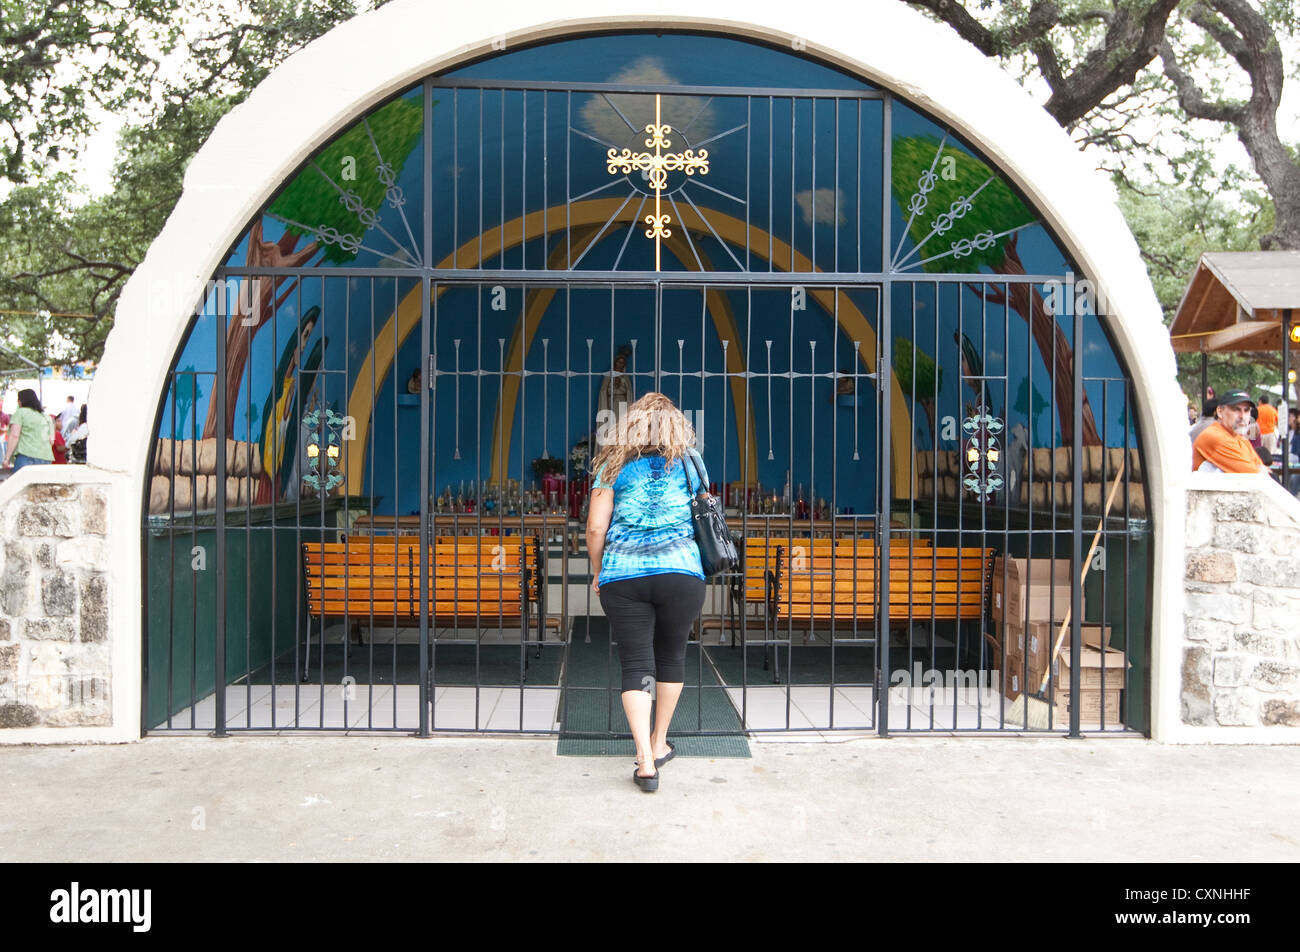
1169;251;1300;353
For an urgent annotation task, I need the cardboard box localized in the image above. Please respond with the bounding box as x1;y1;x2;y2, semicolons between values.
1057;646;1129;690
1052;687;1122;725
1002;620;1113;673
1003;652;1025;701
992;558;1075;624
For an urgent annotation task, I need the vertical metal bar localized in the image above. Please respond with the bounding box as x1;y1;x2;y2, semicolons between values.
878;92;892;737
420;78;434;736
214;292;228;736
1069;281;1084;738
418;278;432;736
453;88;460;267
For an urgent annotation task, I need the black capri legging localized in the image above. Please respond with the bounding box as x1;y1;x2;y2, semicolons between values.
599;572;707;693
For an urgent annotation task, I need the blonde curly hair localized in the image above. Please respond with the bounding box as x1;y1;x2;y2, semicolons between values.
590;392;696;485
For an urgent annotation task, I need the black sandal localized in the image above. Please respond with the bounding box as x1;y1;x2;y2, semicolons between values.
654;741;676;768
633;766;660;792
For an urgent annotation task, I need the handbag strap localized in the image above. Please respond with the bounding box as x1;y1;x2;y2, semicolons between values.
680;450;706;497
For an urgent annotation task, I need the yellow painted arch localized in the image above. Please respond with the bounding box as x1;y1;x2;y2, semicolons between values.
344;197;913;493
486;228;761;485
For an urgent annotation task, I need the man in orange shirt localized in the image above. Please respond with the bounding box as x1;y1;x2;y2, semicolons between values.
1192;391;1269;474
1257;394;1279;455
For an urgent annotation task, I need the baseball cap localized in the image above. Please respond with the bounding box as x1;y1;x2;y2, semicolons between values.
1217;390;1255;409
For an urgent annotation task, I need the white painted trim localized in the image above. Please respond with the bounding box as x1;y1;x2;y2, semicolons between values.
90;0;1183;743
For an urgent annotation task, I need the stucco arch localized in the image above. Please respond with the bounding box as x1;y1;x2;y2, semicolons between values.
97;0;1185;740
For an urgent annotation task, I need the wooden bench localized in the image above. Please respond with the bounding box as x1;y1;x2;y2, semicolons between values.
343;534;562;639
301;536;553;676
699;537;932;645
769;544;993;635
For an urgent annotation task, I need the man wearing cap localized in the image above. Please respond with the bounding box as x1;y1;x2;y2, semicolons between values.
1192;390;1269;474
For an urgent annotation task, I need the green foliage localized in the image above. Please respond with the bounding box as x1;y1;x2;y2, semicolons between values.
891;135;1036;272
0;0;183;184
0;1;381;366
267;95;423;263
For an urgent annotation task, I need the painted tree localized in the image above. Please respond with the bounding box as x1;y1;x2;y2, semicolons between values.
891;134;1102;445
200;94;423;438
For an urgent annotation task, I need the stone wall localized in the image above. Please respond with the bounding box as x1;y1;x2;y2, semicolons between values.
0;480;113;729
1183;481;1300;730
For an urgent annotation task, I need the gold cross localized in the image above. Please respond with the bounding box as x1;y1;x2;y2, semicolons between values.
606;93;709;271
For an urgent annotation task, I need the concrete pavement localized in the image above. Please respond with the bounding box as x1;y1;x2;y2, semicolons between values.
2;735;1298;862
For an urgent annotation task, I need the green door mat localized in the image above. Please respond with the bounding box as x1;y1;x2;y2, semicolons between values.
557;617;750;758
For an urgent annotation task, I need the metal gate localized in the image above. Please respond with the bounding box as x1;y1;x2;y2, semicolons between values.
144;37;1151;735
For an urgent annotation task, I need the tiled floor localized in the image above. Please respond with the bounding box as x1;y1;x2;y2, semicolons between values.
166;684;562;732
731;684;1024;739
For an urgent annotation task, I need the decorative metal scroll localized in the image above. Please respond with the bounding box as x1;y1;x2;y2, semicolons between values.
302;407;345;493
961;403;1004;500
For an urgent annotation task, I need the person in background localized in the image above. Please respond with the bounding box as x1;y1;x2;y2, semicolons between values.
57;395;78;441
1;389;55;471
0;407;9;462
1288;407;1300;496
66;405;88;464
1257;394;1279;456
49;414;67;464
1189;398;1218;443
1192;390;1269;474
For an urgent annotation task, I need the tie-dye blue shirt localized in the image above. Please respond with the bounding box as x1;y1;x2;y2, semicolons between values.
593;451;708;584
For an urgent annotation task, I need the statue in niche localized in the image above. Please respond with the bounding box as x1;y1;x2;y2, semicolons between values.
597;344;635;428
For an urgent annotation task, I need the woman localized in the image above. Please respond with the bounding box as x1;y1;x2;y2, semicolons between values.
586;392;708;792
1;389;55;471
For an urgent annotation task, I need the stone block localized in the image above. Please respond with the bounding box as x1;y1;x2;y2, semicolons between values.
1;543;29;616
41;571;78;617
57;537;106;571
0;703;39;728
80;488;108;535
1185;495;1216;548
1214;496;1263;524
24;483;74;502
0;618;10;641
1213;655;1253;688
80;574;108;643
1261;699;1300;726
1254;595;1300;634
1237;555;1300;588
35;543;55;568
1183;617;1230;650
0;643;18;684
1266;528;1299;556
1250;662;1300;693
16;504;75;538
1185;551;1236;583
1184;590;1251;625
1211;523;1259;553
1234;630;1285;658
1213;688;1260;726
1181;647;1212;725
21;618;77;642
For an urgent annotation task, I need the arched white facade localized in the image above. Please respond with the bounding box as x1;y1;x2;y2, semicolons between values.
86;0;1185;741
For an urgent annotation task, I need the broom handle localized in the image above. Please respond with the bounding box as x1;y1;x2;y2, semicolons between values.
1037;458;1126;694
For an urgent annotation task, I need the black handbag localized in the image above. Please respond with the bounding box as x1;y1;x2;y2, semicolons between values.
682;452;739;577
